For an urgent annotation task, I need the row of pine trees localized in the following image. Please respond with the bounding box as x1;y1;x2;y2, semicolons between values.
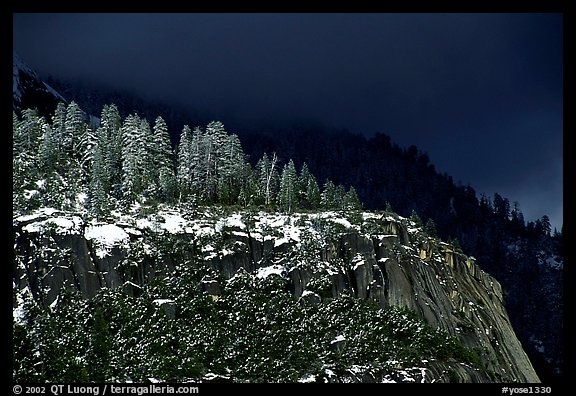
13;102;362;217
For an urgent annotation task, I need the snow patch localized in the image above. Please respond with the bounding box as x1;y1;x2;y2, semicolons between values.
216;213;246;232
331;335;346;344
22;213;83;235
330;217;352;228
153;299;174;306
353;257;365;270
85;223;130;258
545;256;563;270
160;213;186;234
256;264;284;279
298;374;316;383
13;286;33;325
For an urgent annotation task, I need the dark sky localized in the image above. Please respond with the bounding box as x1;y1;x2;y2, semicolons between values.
12;13;563;230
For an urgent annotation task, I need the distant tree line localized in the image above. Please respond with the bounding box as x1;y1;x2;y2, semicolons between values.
13;102;362;218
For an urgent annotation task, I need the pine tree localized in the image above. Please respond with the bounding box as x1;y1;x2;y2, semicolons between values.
38;120;58;174
13;110;44;213
100;104;123;201
343;186;362;210
139;118;156;200
238;163;260;207
12;111;20;153
202;121;228;202
306;176;321;210
510;201;526;233
425;218;438;238
176;125;193;201
539;215;552;236
298;163;321;210
152;116;172;171
219;133;245;205
189;126;204;203
493;193;510;220
334;184;346;210
77;125;98;182
385;201;394;213
64;101;86;158
152;116;176;202
120;114;143;203
410;209;423;228
321;180;337;209
87;306;111;382
298;163;312;208
51;102;67;168
448;236;463;252
278;159;298;213
89;141;109;217
16;108;43;155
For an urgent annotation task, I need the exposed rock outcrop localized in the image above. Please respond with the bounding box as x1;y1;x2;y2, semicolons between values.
13;208;540;383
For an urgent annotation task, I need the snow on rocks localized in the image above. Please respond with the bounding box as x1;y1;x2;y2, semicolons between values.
85;223;130;258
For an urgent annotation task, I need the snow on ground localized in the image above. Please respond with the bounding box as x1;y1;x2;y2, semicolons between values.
216;213;246;232
256;264;285;279
135;217;155;231
15;207;60;223
85;223;130;258
21;211;83;235
298;374;316;383
160;212;187;234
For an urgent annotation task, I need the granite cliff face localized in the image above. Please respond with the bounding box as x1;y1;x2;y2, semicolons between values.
13;207;540;383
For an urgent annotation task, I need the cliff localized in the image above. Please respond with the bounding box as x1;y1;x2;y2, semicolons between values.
13;206;540;383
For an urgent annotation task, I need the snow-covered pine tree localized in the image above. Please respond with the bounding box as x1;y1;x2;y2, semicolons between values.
15;108;42;155
202;121;229;203
298;163;311;208
334;184;346;210
343;186;362;210
176;125;193;201
321;179;337;210
238;163;260;207
87;306;111;382
255;153;270;205
189;126;204;203
100;104;123;201
51;102;67;168
65;101;86;159
278;159;298;213
218;133;245;205
152;116;177;202
77;125;98;183
13;110;44;212
139;118;156;201
88;139;109;217
120;114;143;204
298;162;321;210
38;119;58;174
